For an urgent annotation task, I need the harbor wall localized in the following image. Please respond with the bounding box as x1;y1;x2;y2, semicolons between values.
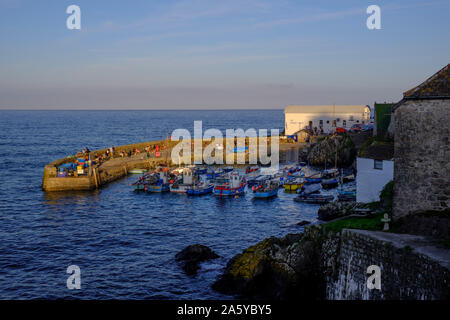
324;229;450;300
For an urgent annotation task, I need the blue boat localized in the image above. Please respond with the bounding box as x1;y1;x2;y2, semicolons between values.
213;172;246;196
252;180;279;198
223;166;234;173
206;169;225;179
305;177;322;184
321;178;339;189
186;183;214;195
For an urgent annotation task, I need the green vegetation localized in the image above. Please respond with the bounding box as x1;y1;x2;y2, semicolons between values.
322;212;385;233
379;180;394;211
358;136;393;157
374;103;393;137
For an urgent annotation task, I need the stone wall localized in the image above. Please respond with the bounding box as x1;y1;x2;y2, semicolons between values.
325;229;450;300
393;99;450;220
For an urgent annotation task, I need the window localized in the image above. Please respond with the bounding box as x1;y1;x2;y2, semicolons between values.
356;120;359;123
374;160;383;170
343;120;346;127
336;118;340;122
326;120;330;124
319;120;323;126
349;115;354;121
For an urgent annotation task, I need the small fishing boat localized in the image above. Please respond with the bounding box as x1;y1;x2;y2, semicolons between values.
252;179;279;198
283;178;304;192
321;178;339;189
146;171;170;193
337;188;356;202
206;169;225;179
195;167;207;175
245;165;260;174
169;168;194;193
213;172;246;196
186;182;214;195
294;194;334;204
322;168;339;179
223;166;234;173
128;168;147;174
297;183;321;195
305;173;322;184
130;173;155;191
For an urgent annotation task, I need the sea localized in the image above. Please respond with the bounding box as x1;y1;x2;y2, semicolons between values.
0;110;334;299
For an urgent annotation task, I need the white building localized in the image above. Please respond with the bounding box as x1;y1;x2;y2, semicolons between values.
284;105;371;135
356;143;394;203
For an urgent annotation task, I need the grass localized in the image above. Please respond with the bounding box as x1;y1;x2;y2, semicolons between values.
323;212;385;233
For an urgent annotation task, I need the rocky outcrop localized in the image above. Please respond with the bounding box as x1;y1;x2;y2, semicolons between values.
318;201;366;221
307;135;356;167
176;244;219;275
212;231;325;300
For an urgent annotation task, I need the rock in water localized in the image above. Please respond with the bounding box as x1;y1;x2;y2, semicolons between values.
176;244;219;275
212;232;325;300
297;220;311;226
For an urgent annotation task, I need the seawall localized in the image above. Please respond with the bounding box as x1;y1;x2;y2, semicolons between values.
325;229;450;300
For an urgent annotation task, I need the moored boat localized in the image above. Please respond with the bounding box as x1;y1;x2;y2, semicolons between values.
245;165;260;174
146;171;170;193
283;178;304;192
223;166;234;173
294;194;334;204
169;168;194;193
252;179;279;198
213;172;246;196
321;178;339;189
297;183;321;195
186;182;214;196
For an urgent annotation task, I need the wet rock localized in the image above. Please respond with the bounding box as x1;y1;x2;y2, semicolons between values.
318;201;362;221
176;244;219;275
212;232;325;300
297;220;311;226
307;135;356;167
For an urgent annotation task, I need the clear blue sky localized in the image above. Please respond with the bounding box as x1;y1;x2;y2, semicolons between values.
1;0;449;109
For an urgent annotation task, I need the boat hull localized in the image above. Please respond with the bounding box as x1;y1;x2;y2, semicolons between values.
147;184;170;192
169;184;191;193
213;186;245;196
253;189;278;198
284;183;303;192
186;186;214;195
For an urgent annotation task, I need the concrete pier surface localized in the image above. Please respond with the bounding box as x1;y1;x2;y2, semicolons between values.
42;138;305;192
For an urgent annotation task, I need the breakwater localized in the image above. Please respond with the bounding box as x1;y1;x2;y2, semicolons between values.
42;140;169;191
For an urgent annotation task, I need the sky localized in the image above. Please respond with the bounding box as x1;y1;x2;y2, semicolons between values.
0;0;449;109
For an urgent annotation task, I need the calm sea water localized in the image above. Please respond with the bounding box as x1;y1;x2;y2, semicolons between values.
0;110;327;299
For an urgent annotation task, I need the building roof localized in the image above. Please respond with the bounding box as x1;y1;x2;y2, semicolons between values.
403;63;449;99
285;105;369;114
